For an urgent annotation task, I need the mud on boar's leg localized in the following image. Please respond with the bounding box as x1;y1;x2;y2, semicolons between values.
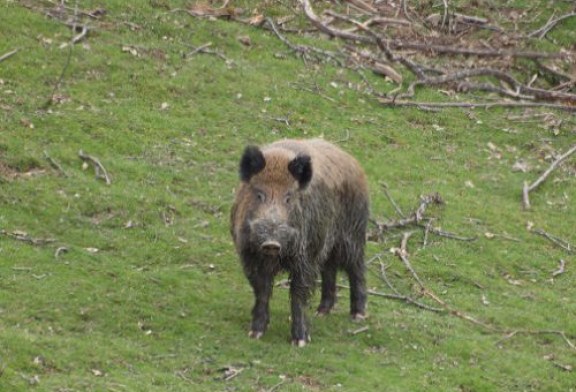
247;269;274;339
289;274;312;347
316;263;338;316
346;262;367;320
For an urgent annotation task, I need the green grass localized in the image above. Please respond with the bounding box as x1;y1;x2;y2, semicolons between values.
1;1;575;391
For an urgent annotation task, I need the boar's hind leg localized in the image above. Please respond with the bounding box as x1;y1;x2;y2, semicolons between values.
316;263;337;315
247;271;273;339
345;255;367;320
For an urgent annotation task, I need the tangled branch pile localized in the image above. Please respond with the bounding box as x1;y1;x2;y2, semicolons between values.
262;0;576;111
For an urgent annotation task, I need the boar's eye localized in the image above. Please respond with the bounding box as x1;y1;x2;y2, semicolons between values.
284;192;293;204
255;190;266;203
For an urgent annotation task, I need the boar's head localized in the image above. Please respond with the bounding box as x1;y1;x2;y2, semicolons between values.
237;145;312;258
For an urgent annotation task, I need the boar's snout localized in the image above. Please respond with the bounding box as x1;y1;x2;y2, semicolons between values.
249;218;297;258
261;240;281;256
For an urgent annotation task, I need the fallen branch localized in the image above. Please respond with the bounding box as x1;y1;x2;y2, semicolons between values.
392;231;495;330
72;24;89;44
300;0;568;59
522;144;576;209
0;48;19;63
380;182;405;218
376;260;444;312
55;247;69;258
377;98;576;112
528;12;576;39
187;42;214;56
497;330;576;351
266;18;344;66
44;150;68;177
185;42;234;65
1;230;56;246
374;193;443;232
422;226;477;242
78;150;111;185
532;228;574;253
552;259;567;278
337;283;444;312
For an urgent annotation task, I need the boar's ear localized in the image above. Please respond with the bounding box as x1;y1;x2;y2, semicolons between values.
288;154;312;189
239;145;266;182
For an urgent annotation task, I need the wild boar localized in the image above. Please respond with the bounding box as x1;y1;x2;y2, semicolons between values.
230;139;369;346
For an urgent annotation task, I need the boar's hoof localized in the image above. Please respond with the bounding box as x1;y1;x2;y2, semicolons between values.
315;308;331;317
248;330;264;339
291;338;309;348
260;240;281;256
351;312;367;321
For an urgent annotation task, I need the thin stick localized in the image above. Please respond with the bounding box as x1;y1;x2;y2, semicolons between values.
552;259;566;278
395;232;426;288
0;48;19;63
422;226;477;241
187;42;213;56
532;228;574;253
72;24;89;44
78;150;111;185
522;144;576;209
375;193;443;232
441;0;449;31
299;0;567;59
377;98;576;112
380;182;405;218
528;12;576;39
337;283;444;312
266;18;344;66
2;230;56;246
393;232;495;330
377;261;444;312
44;150;68;177
349;326;370;335
497;330;576;351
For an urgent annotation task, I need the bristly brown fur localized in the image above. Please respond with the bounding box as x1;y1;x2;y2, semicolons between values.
231;138;369;345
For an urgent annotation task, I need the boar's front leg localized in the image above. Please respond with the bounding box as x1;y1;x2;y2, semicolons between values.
246;270;273;339
289;273;311;347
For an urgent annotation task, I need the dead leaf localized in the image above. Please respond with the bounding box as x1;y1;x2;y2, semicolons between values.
237;35;251;46
503;273;523;286
121;45;139;57
20;118;34;128
249;14;265;26
512;160;530;172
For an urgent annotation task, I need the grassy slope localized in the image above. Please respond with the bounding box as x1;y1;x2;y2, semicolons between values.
1;1;575;391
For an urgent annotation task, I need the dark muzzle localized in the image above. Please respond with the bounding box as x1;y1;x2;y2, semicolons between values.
260;240;281;256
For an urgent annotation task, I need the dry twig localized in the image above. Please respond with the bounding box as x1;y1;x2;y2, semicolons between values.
1;230;56;246
528;12;576;39
497;330;576;351
374;193;443;232
0;48;19;63
78;150;111;185
295;0;575;106
391;230;495;330
266;18;344;66
552;259;567;278
532;228;574;253
44;150;68;177
522;144;576;209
